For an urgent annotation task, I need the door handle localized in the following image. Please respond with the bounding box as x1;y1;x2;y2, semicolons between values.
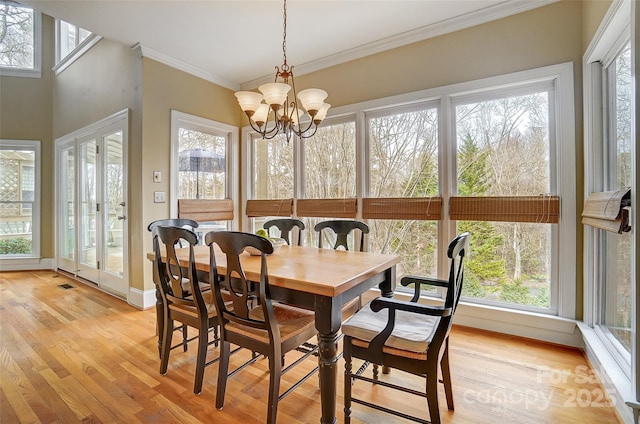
119;202;126;206
117;216;126;220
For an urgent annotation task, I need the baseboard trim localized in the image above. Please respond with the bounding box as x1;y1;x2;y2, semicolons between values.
128;287;157;310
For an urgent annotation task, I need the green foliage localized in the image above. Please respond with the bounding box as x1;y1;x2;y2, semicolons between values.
498;279;531;304
461;272;487;298
457;134;506;281
0;237;32;254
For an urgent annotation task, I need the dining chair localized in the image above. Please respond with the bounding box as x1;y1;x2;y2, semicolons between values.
205;231;319;424
263;218;305;245
342;232;470;424
148;218;201;357
314;219;369;251
152;225;221;395
315;219;370;316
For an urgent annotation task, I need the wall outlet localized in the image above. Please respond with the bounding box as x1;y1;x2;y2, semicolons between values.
153;171;162;183
154;191;166;203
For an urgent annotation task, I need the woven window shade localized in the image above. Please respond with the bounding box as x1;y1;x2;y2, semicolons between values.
177;198;234;222
245;199;293;217
362;197;442;220
449;195;559;223
581;188;631;233
296;198;357;218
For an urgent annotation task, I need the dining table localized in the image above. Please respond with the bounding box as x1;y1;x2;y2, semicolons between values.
149;243;399;424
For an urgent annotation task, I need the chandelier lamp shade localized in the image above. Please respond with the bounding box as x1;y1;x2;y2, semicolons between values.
235;0;330;143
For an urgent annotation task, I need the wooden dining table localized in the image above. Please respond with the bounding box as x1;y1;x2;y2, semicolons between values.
150;243;399;424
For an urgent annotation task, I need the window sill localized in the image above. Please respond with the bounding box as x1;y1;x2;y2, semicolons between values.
374;289;581;347
578;322;635;423
0;67;41;78
0;257;54;271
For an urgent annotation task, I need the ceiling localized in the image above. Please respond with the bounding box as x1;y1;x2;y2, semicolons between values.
21;0;556;90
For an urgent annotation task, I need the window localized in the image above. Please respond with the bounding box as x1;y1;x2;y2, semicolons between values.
366;104;439;278
54;19;99;74
599;42;632;355
454;88;555;310
0;140;40;257
0;1;40;77
242;62;575;317
57;20;91;61
170;111;238;230
301;118;356;246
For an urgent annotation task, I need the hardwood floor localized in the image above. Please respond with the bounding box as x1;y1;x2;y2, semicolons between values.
1;270;622;423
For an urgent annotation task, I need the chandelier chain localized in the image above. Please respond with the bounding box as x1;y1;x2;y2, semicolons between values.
282;0;287;67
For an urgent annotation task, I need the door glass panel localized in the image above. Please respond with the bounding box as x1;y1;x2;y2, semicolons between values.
104;131;124;276
60;146;75;260
79;139;97;268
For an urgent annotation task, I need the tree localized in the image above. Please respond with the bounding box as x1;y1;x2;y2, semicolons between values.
0;4;34;68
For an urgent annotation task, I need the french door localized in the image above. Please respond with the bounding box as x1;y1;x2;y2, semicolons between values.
56;111;128;297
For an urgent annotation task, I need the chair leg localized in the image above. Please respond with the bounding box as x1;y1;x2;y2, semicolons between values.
441;340;454;411
159;313;173;375
216;341;230;410
193;322;208;395
182;324;188;352
343;346;353;424
426;363;441;424
267;353;282;424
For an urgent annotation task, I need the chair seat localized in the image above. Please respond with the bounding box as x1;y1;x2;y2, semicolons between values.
168;290;218;319
342;303;439;354
226;302;316;345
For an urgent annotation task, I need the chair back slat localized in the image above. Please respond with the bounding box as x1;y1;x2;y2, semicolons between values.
263;218;305;245
314;219;369;251
206;231;276;333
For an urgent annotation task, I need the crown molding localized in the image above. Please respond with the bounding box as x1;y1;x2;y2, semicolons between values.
240;0;559;90
132;42;239;91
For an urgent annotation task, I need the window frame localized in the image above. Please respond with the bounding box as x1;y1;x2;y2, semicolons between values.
170;110;239;229
53;19;101;75
241;62;576;318
0;2;41;78
0;139;41;258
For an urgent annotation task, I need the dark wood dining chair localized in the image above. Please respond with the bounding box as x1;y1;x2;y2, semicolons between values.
315;219;370;316
342;232;470;424
263;218;305;245
152;225;221;395
205;231;319;424
314;219;369;251
148;218;201;357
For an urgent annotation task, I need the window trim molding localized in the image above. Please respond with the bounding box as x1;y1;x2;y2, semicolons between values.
53;32;102;75
0;139;41;259
0;7;41;78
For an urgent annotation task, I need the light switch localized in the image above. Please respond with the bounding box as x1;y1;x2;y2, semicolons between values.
153;171;162;183
154;191;166;203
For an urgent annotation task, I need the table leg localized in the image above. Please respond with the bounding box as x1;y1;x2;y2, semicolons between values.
315;296;341;424
318;330;340;424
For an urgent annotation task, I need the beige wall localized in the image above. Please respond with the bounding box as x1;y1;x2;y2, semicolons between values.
295;1;583;108
0;14;54;257
135;58;240;291
582;0;614;51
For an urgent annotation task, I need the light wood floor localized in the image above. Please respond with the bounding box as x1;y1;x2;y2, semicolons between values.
1;270;622;424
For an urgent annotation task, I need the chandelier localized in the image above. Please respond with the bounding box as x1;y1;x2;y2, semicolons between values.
234;0;330;143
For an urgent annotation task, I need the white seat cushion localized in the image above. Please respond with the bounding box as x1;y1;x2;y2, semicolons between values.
342;302;439;353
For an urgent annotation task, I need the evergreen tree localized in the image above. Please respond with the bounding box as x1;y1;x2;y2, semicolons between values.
457;135;505;287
